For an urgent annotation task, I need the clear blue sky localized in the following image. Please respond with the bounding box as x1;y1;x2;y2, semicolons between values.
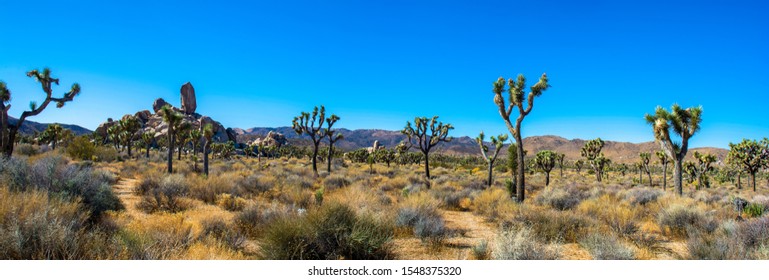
1;0;767;148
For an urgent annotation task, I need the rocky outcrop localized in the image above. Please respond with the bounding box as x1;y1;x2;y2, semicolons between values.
97;83;236;144
366;140;383;153
248;131;288;148
180;82;196;115
152;98;169;113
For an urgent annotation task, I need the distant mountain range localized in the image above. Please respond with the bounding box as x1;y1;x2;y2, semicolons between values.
8;117;92;136
234;127;729;164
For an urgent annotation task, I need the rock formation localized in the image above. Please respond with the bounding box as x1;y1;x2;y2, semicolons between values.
96;83;235;144
180;82;196;115
248;131;289;148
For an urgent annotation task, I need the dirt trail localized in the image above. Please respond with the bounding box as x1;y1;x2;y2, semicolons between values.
113;178;144;218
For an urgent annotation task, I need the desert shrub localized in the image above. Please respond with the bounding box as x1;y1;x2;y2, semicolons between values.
735;217;769;248
0;187;119;259
118;214;193;259
431;186;474;210
536;186;586;211
189;175;243;204
282;174;313;189
579;233;635;260
237;174;275;194
471;240;490;260
657;204;709;238
65;136;94;160
744;203;764;218
1;155;122;220
395;205;447;246
492;226;559;260
15;143;39;156
93;146;119;162
516;208;594;243
235;203;292;237
134;172;162;195
278;187;312;209
138;174;190;213
215;193;246;211
472;188;517;222
323;174;351;191
578;195;638;236
261;203;393;260
199;217;245;250
626;188;663;206
461;179;486;191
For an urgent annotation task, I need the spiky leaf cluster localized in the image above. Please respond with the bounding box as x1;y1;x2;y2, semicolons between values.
476;131;508;164
534;150;558;174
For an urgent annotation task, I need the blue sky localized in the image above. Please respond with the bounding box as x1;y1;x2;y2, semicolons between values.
1;0;767;148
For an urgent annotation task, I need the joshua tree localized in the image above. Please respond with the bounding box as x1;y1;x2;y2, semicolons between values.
323;114;343;173
492;72;550;202
476;131;508;188
726;138;769;192
684;161;697;184
292;106;331;176
581;138;608;182
174;121;192;161
645;104;703;196
506;143;520;194
639;152;652;187
575;160;584;175
617;163;628;177
107;125;121;151
1;69;81;157
375;148;396;167
189;129;202;160
401;116;453;181
119;116;141;158
656;151;670;191
634;162;644;183
693;151;716;189
141;132;154;158
201;124;214;176
556;153;565;178
160;105;183;173
534;150;557;186
40;123;64;150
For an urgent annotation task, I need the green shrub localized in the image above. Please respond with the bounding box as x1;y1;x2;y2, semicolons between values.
579;233;635;260
15;143;39;156
65;136;96;160
658;204;709;238
261;203;393;260
493;226;559;260
138;174;189;213
744;203;764;218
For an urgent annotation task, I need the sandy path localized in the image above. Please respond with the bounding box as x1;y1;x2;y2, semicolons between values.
392;210;497;259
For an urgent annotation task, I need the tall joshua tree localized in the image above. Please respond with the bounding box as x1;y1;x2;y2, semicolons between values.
726;138;769;192
645;104;703;196
656;151;670;191
693;151;716;189
493;72;550;202
293;106;336;176
476;131;508;188
402;116;453;181
160;105;183;173
534;150;557;186
581;138;608;182
202;124;214;176
120;116;141;158
1;69;80;157
323;114;343;173
575;160;584;175
639;152;652;186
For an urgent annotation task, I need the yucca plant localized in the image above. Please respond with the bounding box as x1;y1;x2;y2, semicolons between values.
476;131;508;188
492;72;550;202
645;104;703;196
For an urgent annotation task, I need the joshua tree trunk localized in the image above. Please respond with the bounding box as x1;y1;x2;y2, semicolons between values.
751;172;756;192
204;144;210;176
487;162;494;188
647;172;652;187
312;144;319;176
673;159;683;196
515;133;525;202
178;145;182;161
167;133;174;173
327;145;333;173
52;133;57;151
146;147;150;159
423;152;431;180
662;162;668;191
545;171;551;186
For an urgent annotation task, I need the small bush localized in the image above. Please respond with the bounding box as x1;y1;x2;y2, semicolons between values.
93;146;119;162
189;175;242;204
323;175;351;191
235;203;291;238
138;174;190;213
744;203;764;218
15;143;39;156
395;205;447;246
658;204;707;238
517;208;594;243
536;186;585;211
261;203;393;260
215;193;246;211
579;233;635;260
626;188;662;206
65;136;95;160
199;218;246;250
492;226;559;260
471;240;490;260
237;174;275;194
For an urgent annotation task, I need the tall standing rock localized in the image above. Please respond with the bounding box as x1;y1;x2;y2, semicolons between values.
152;98;169;113
180;82;197;115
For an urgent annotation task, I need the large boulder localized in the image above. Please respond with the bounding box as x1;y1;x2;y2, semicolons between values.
250;131;288;148
152;98;169;113
134;110;152;124
180;82;196;115
95;118;117;140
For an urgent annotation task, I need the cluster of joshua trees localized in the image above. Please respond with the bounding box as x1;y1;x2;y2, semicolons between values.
2;68;769;202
